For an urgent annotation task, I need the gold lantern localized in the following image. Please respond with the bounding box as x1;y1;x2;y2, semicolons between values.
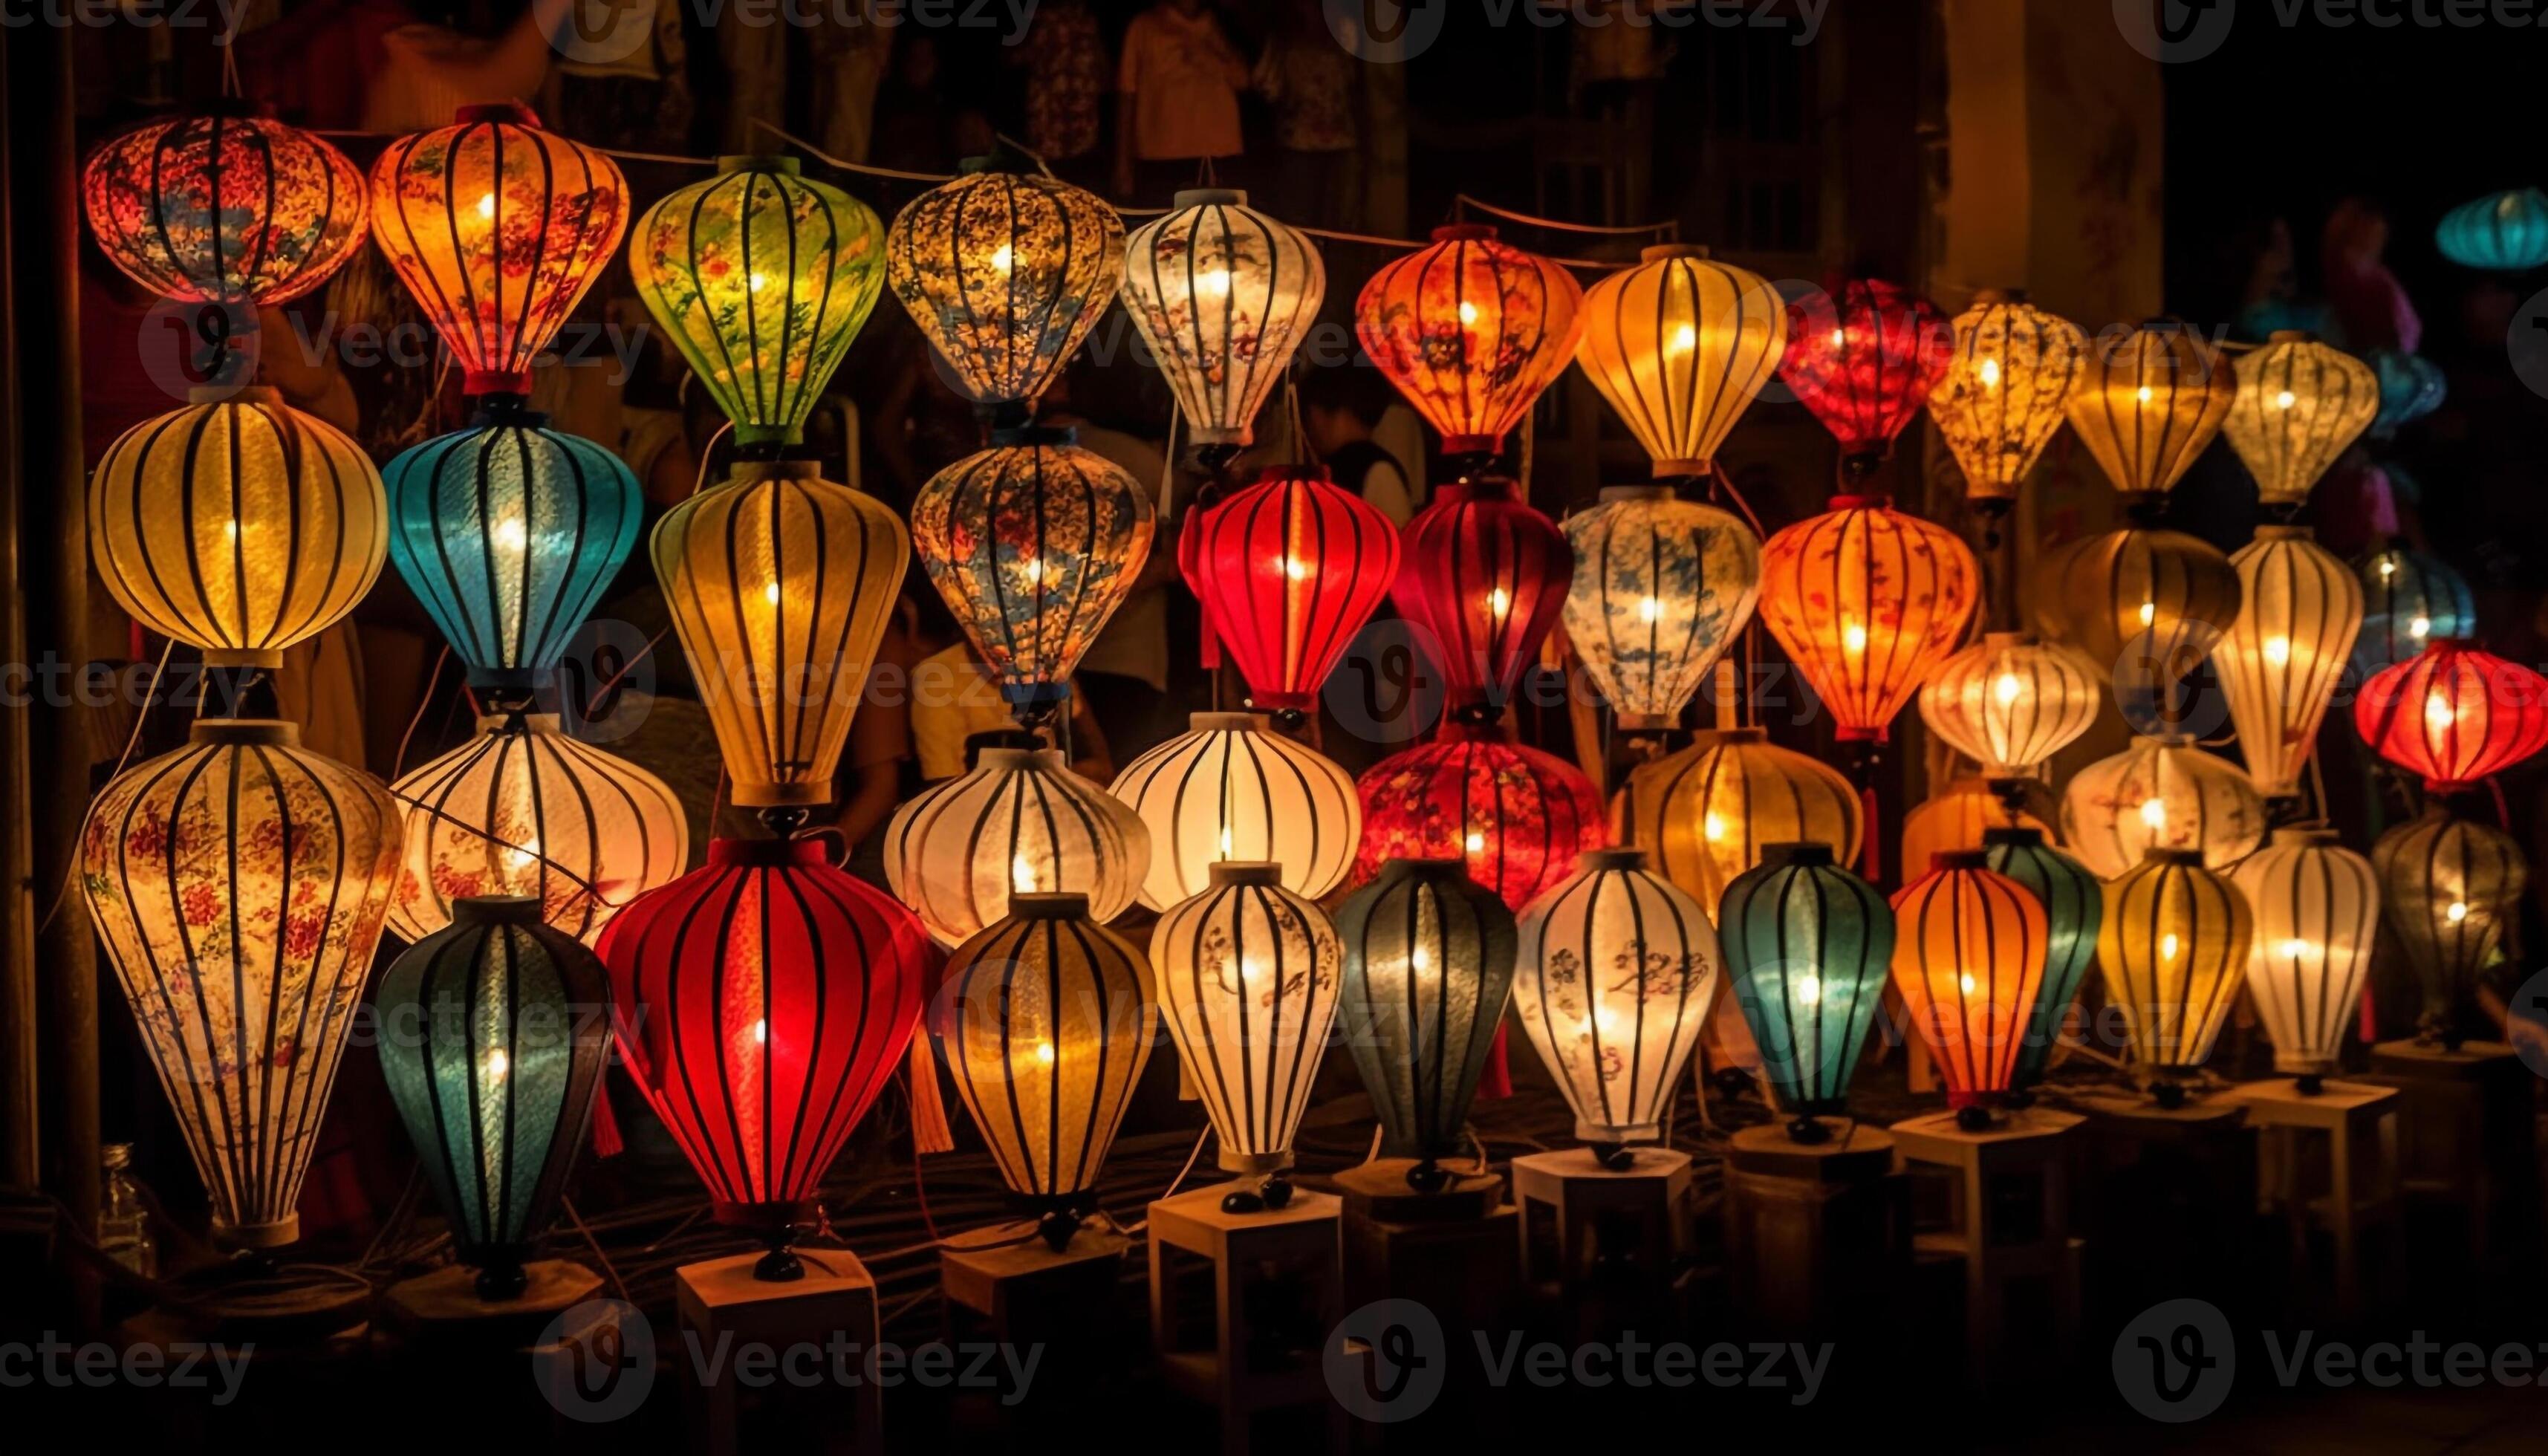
885;743;1150;946
1917;632;2102;783
2064;319;2237;499
1926;290;2087;504
885;165;1124;409
1576;244;1788;479
2032;525;2242;694
2215;526;2362;799
2060;735;2265;879
2371;807;2526;1047
1110;712;1359;911
1120;189;1324;449
2231;828;2378;1085
2098;848;2252;1101
1622;727;1863;911
1559;486;1764;732
2223;332;2379;510
1900;779;2053;880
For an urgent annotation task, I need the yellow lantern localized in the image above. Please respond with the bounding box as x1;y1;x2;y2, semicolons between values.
1622;727;1863;911
1926;290;2087;505
1576;244;1788;480
2223;332;2379;510
1560;485;1764;732
1110;712;1359;910
2059;735;2265;879
2214;525;2362;799
2064;319;2237;498
1917;632;2102;783
2033;525;2242;694
2370;807;2526;1047
885;165;1123;409
2231;828;2378;1086
2098;848;2252;1102
1900;779;2052;881
885;744;1150;946
1120;189;1324;450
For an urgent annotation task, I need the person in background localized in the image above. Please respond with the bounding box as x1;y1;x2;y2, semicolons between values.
1042;363;1177;763
871;33;955;178
1114;0;1249;205
2323;198;2422;356
1300;363;1418;526
1016;0;1108;180
1253;0;1361;231
905;577;1115;785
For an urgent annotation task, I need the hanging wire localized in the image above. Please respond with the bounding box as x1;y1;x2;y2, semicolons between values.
1453;193;1679;239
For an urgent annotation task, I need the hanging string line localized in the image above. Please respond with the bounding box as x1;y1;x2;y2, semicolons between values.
1454;193;1680;240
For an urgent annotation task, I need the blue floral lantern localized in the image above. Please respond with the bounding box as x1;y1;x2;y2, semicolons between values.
2353;545;2477;677
2367;349;2445;439
2436;188;2548;272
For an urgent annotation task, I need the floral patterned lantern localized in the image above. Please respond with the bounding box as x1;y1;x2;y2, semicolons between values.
2060;734;2266;879
1778;279;1954;482
1622;727;1863;913
2215;526;2362;799
1560;485;1763;732
1355;224;1585;459
2354;640;2548;793
1925;290;2087;505
1354;723;1608;911
2223;333;2379;510
1180;467;1398;718
1758;495;1980;743
1111;713;1359;910
1576;244;1788;479
1120;189;1324;449
885;744;1149;946
885;164;1122;409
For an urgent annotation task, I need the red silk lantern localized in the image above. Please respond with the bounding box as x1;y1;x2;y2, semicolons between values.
597;839;930;1278
1354;723;1608;911
1758;495;1981;743
2353;640;2548;793
1779;279;1954;481
1393;475;1572;724
1183;467;1400;715
1354;224;1585;458
85;111;368;307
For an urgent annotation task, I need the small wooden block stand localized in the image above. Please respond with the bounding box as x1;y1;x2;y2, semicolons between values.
377;1262;611;1443
676;1251;881;1456
1723;1120;1907;1339
1509;1145;1694;1288
2226;1079;2402;1321
1888;1109;2083;1383
2366;1040;2538;1281
380;1258;603;1345
1148;1185;1345;1455
940;1223;1133;1345
1334;1159;1518;1333
2071;1091;2257;1325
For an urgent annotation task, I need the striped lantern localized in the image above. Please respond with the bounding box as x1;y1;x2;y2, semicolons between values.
1717;843;1894;1134
2232;828;2379;1082
2370;808;2526;1047
1392;475;1573;723
1120;189;1325;448
2033;525;2242;695
1918;632;2102;782
2223;333;2379;509
2098;848;2253;1099
1353;723;1608;911
1980;827;2102;1091
83;111;367;306
1758;495;1980;743
2059;735;2266;879
1925;290;2087;504
1110;712;1359;910
1888;852;2047;1115
1576;244;1788;479
2367;349;2446;439
2435;187;2548;271
2064;319;2237;498
2354;545;2475;677
885;744;1150;946
2353;640;2548;793
1355;224;1585;458
1622;727;1863;913
885;164;1123;408
1181;467;1399;715
2215;526;2362;799
1777;278;1955;479
1560;485;1764;732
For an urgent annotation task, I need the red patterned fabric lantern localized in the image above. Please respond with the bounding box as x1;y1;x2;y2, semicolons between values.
1758;495;1981;743
1183;467;1400;715
1779;279;1955;481
2353;640;2548;793
1393;475;1572;724
1354;723;1608;911
85;111;368;307
1354;224;1585;458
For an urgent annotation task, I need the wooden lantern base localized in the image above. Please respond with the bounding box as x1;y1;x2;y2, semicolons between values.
940;1221;1133;1346
1148;1183;1345;1454
1334;1159;1518;1333
1509;1146;1694;1289
1723;1121;1906;1339
2071;1089;2257;1324
675;1249;881;1456
380;1258;602;1345
1888;1108;2083;1383
2228;1078;2402;1321
2366;1039;2537;1283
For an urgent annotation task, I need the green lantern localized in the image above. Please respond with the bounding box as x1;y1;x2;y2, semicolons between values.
1983;827;2102;1093
1717;842;1893;1141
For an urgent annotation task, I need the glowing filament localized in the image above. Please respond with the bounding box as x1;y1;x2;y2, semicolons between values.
2263;636;2291;666
1994;673;2023;706
2139;798;2168;831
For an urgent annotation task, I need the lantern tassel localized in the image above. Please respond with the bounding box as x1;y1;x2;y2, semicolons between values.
589;1081;625;1159
1859;784;1882;884
1477;1023;1514;1101
907;1032;955;1155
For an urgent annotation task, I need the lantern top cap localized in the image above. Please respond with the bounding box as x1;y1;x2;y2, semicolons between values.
1639;244;1710;263
1579;848;1648;874
725;460;827;487
2139;731;2200;749
1431;224;1500;243
1932;849;1991;871
718;154;801;176
452;896;544;926
1206;862;1283;887
1597;484;1677;504
1172;188;1249;209
191;383;282;409
1190;712;1269;734
2253;524;2316;542
974;746;1042;770
1969;287;2027;306
989;425;1079;450
2272;826;2342;847
1437;473;1521;504
708;837;831;868
1252;464;1333;487
1713;727;1768;745
1011;892;1093;920
2145;848;2206;868
453;101;540;128
1981;827;2046;849
1760;842;1836;868
1828;493;1888;512
1374;857;1471;880
189;718;299;749
966;729;1044;757
2266;330;2319;344
475;712;564;735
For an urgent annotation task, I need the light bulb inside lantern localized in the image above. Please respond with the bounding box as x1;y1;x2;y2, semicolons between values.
1667;324;1697;357
475;192;495;221
761;580;781;607
2263;635;2291;666
1702;812;1726;843
1979;358;2002;390
1012;854;1039;892
2409;616;2431;639
2425;696;2456;731
1843;623;1868;654
1994;673;2022;706
1957;972;1977;995
2274;390;2296;410
1199;268;1231;299
989;244;1014;276
484;1048;510;1082
1639;596;1661;623
2446;900;2469;923
2159;932;2181;960
2137;386;2154;403
2278;937;2310;959
2139;798;2167;830
2138;600;2157;627
1463;832;1486;854
1034;1040;1055;1066
1796;974;1822;1006
1458;301;1480;327
2380;559;2398;579
1488;587;1511;617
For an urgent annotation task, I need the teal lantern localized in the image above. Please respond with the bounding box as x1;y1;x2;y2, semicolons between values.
377;897;611;1299
2367;349;2445;439
1982;827;2102;1093
384;405;643;706
2354;545;2476;677
2436;188;2548;272
1717;842;1893;1142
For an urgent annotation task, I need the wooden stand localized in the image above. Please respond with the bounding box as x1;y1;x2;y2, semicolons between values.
2366;1040;2539;1283
940;1222;1133;1345
380;1258;602;1345
1334;1159;1518;1333
374;1262;611;1442
2227;1079;2402;1321
676;1250;881;1456
1510;1146;1694;1288
1889;1109;2082;1383
1723;1120;1907;1339
2071;1091;2258;1327
1148;1184;1345;1454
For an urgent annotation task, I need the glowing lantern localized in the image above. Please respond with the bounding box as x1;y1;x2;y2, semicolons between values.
1559;485;1764;732
885;164;1123;409
1622;727;1863;912
1121;189;1324;449
1889;853;2047;1122
2371;807;2526;1047
1778;279;1954;481
369;104;628;397
933;893;1157;1247
1333;859;1519;1188
2231;828;2379;1085
383;406;643;703
2356;640;2548;793
388;713;688;944
2032;526;2241;693
2098;849;2252;1102
1514;849;1720;1151
630;157;887;450
2367;349;2445;439
377;897;610;1297
1717;843;1893;1139
91;387;386;669
1899;779;2051;880
2436;187;2548;272
885;744;1148;946
79;721;400;1247
83;112;367;308
2223;333;2379;509
1181;467;1398;717
1925;290;2087;504
2065;319;2236;498
1111;712;1359;910
1391;475;1571;723
1980;827;2102;1091
1354;723;1608;911
2355;545;2474;677
2059;734;2265;879
1917;632;2101;783
1576;244;1788;478
599;839;929;1278
913;429;1154;727
1758;495;1980;742
2216;526;2362;799
1355;224;1585;458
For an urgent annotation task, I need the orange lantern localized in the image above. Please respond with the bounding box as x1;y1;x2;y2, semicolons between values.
1355;224;1585;460
1890;852;2047;1124
1899;779;2052;881
1758;496;1980;743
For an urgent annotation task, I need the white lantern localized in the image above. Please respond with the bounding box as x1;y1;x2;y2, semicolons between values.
1119;189;1324;449
1110;712;1359;911
885;744;1149;946
2215;525;2362;799
1918;632;2102;781
2230;828;2378;1082
2059;734;2265;879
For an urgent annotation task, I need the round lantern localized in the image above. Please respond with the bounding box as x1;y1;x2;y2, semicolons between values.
2098;848;2253;1102
1622;727;1863;912
630;156;888;451
1917;632;2102;783
2355;545;2475;677
1354;224;1585;458
2215;526;2362;799
1393;475;1572;723
2060;734;2265;878
79;720;400;1247
1333;859;1519;1187
598;839;930;1278
1111;713;1359;910
377;897;611;1297
912;429;1155;726
1514;849;1720;1153
1121;189;1325;449
1925;290;2087;505
1758;495;1980;743
2436;187;2548;272
2231;828;2379;1086
1899;779;2051;880
1353;723;1608;911
91;386;386;670
2354;640;2548;793
2032;525;2241;695
2371;808;2526;1047
1778;279;1954;480
1717;843;1894;1139
932;893;1157;1247
2064;319;2237;498
2223;333;2379;509
2367;349;2445;439
369;103;628;397
1148;864;1342;1193
1980;827;2102;1092
1183;467;1398;716
383;406;643;703
885;164;1123;409
83;111;368;308
885;744;1149;946
1889;853;2047;1122
1559;485;1764;732
1576;244;1788;479
654;461;908;815
388;712;688;944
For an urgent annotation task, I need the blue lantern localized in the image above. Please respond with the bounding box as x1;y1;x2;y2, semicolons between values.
1981;827;2102;1093
2367;350;2445;439
1717;842;1893;1143
2354;545;2477;677
2436;188;2548;273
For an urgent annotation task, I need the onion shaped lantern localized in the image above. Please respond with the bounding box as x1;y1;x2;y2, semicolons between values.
1899;780;2051;880
1758;495;1980;743
885;743;1149;946
2064;319;2237;498
79;720;400;1247
1181;467;1398;717
2032;525;2241;698
2370;808;2526;1047
2223;334;2379;510
1353;723;1608;911
2231;828;2378;1087
83;111;366;322
1121;189;1324;449
1622;727;1863;913
1981;827;2102;1092
2098;848;2252;1102
885;164;1123;409
2436;188;2548;272
1559;485;1764;732
2355;640;2548;793
1918;632;2101;784
2060;734;2265;879
1778;279;1954;481
2216;526;2362;799
1394;475;1572;724
2367;349;2445;439
1925;290;2087;504
1576;244;1787;479
1889;853;2047;1123
1354;224;1585;460
2355;545;2475;677
1111;712;1358;911
1717;843;1893;1140
377;897;611;1298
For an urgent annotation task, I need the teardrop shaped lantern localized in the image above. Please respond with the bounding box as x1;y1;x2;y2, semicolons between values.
885;164;1124;409
377;897;611;1298
598;839;930;1278
1717;842;1894;1139
79;720;400;1247
631;156;888;450
2436;187;2548;272
1918;632;2102;783
91;386;388;669
2215;526;2362;799
1354;224;1585;459
1980;827;2102;1092
1111;712;1359;910
654;460;907;816
885;744;1150;946
2098;848;2252;1102
933;893;1157;1247
1394;474;1573;724
1925;290;2087;504
912;429;1156;727
2367;349;2446;439
84;112;368;306
383;406;643;703
1354;723;1608;911
388;713;689;944
2231;828;2379;1085
2355;639;2548;793
2370;807;2526;1047
369;104;629;397
1515;849;1720;1150
1758;495;1980;743
1622;727;1864;913
1182;467;1399;717
2032;525;2242;695
1560;485;1764;732
2223;333;2379;509
1333;859;1519;1187
1777;279;1954;481
2355;545;2475;677
1889;853;2047;1119
1148;864;1343;1186
1899;779;2051;881
1121;189;1325;449
1576;244;1788;479
2064;319;2237;498
2059;734;2266;878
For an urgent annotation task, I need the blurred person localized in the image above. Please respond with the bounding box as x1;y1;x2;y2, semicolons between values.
1254;0;1361;230
1041;363;1176;762
1114;0;1249;204
2322;198;2421;355
906;576;1115;784
1015;0;1108;177
1300;363;1417;525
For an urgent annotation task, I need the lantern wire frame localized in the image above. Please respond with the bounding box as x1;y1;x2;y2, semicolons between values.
1181;467;1400;717
82;111;368;320
1980;827;2102;1093
1888;852;2047;1120
2353;639;2548;794
1353;722;1608;911
884;163;1125;411
2231;828;2379;1086
2032;523;2243;714
2215;525;2362;801
1120;189;1325;450
1757;495;1980;744
1717;842;1894;1140
886;744;1151;946
1575;244;1788;479
1777;278;1955;480
2064;318;2238;499
1917;631;2102;785
2354;545;2475;678
1622;726;1865;914
1560;485;1764;732
2223;332;2379;510
2370;807;2527;1049
1391;474;1573;724
2058;733;2266;880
